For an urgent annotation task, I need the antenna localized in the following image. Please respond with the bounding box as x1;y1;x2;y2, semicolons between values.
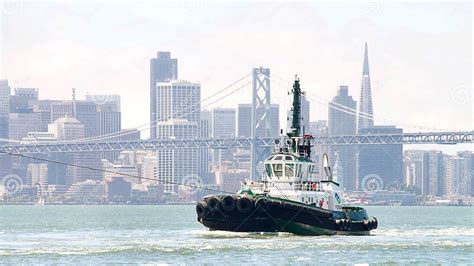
72;88;77;117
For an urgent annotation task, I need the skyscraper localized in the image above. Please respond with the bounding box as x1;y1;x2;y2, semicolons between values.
358;126;403;190
301;95;310;133
157;119;199;193
9;88;38;112
211;108;236;166
0;80;12;177
9;112;39;140
421;151;444;196
8;88;39;141
48;116;101;186
51;100;98;138
155;80;200;194
328;85;358;190
0;79;10;140
88;95;122;162
32;100;58;132
155;80;200;133
358;43;374;132
199;110;211;175
150;52;178;139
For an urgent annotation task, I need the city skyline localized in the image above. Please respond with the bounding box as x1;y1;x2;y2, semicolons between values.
0;2;472;263
0;1;471;143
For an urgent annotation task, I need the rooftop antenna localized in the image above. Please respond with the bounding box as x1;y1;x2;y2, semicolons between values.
72;88;77;117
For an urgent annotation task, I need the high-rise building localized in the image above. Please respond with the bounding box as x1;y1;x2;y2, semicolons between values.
51;100;98;138
358;126;403;190
0;80;12;177
199;110;211;175
32;100;57;132
150;52;178;139
444;151;472;196
9;88;38;112
48;116;84;141
301;95;310;133
9;112;39;140
27;163;48;188
48;117;101;186
0;79;10;140
155;80;200;135
358;43;375;132
237;104;280;137
155;79;200;194
404;150;424;193
91;96;122;162
211;108;236;166
328;85;358;190
85;94;121;111
157;119;199;193
421;151;444;196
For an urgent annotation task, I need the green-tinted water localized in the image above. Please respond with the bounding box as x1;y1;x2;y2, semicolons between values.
0;206;472;264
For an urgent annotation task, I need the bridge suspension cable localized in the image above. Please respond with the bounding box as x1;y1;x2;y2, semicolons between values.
266;72;457;132
8;72;252;144
69;72;252;143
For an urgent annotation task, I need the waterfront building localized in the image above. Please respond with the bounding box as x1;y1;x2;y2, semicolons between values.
27;163;48;189
358;126;403;190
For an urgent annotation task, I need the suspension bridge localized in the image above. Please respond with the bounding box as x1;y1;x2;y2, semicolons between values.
0;68;472;160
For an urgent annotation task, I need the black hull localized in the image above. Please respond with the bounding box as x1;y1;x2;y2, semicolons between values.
197;195;377;236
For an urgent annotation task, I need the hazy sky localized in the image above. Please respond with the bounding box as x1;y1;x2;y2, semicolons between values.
0;0;472;151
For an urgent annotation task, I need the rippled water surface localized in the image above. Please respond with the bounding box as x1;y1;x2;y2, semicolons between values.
0;205;472;264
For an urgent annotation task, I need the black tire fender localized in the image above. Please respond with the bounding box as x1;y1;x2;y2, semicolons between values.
196;201;208;220
221;195;236;212
207;196;221;213
236;197;255;214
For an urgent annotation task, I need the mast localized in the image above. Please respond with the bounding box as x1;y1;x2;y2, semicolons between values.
288;77;302;138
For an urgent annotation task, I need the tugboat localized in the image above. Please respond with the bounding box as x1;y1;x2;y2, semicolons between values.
196;77;378;236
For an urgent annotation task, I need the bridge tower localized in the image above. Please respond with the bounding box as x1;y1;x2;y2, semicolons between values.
250;67;272;180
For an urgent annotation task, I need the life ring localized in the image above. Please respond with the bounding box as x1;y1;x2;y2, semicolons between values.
236;197;255;214
221;195;236;212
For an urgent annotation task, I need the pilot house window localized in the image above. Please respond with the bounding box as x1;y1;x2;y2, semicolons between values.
285;164;295;177
265;164;272;177
273;164;283;177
